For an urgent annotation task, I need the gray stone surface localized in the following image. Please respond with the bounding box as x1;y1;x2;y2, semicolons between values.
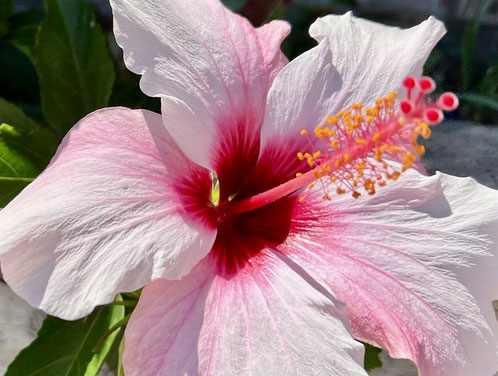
422;120;498;189
368;351;417;376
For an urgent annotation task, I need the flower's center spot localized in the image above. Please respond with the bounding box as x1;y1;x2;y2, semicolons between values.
221;76;458;216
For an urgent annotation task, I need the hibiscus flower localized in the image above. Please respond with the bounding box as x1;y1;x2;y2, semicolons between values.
0;0;497;375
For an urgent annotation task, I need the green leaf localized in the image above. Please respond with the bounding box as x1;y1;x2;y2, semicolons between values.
9;10;45;59
478;61;498;100
117;336;125;376
459;92;498;111
0;11;43;106
221;0;246;11
5;301;125;376
0;0;13;21
0;98;58;207
461;0;494;91
0;42;40;103
34;0;115;134
363;343;382;371
0;0;14;37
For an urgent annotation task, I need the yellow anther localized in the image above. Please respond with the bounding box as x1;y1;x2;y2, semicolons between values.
304;153;311;159
402;151;416;170
323;193;331;201
313;151;322;159
343;153;351;163
404;151;416;161
416;144;425;155
352;191;361;199
411;133;418;145
367;107;379;117
307;183;315;189
313;167;326;179
388;171;400;181
336;188;346;194
356;161;366;170
415;121;431;139
372;132;381;142
330;176;338;182
326;116;338;125
297;152;305;160
314;126;325;139
351;103;363;110
296;172;302;177
307;158;315;167
374;149;382;162
356;138;367;145
299;195;307;202
300;129;309;136
334;159;343;168
331;139;339;149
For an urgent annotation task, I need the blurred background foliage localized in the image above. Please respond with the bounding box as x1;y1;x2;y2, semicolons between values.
0;0;496;374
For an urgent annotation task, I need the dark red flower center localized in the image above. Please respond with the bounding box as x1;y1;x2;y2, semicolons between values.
209;137;304;275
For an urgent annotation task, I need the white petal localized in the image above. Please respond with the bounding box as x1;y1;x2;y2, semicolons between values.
261;13;445;146
309;12;446;110
260;38;341;151
0;108;216;320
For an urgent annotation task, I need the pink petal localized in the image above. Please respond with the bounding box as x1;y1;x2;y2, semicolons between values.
110;0;290;185
280;170;498;376
255;20;291;83
123;251;367;376
0;108;217;320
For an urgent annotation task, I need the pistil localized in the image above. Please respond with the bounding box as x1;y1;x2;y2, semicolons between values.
221;77;458;217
